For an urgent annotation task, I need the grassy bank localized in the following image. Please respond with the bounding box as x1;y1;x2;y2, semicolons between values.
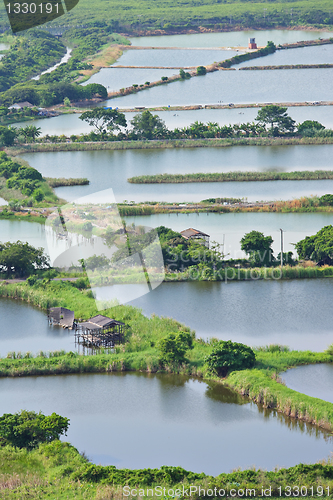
165;265;333;282
7;136;333;155
3;440;333;499
45;177;89;188
227;367;333;430
128;170;333;184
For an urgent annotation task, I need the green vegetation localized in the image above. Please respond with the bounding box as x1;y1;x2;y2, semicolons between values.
128;170;333;184
1;0;332;32
130;110;168;140
240;230;274;267
295;225;333;264
219;41;276;68
0;151;58;204
79;108;126;133
45;177;89;188
205;340;256;377
158;331;194;364
0;30;66;93
3;437;333;499
0;241;49;277
255;104;296;136
0;410;69;450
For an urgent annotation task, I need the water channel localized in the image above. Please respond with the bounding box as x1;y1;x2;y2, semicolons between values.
19;145;333;203
282;364;333;404
0;372;332;473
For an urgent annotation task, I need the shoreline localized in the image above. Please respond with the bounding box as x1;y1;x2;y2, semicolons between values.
7;135;333;155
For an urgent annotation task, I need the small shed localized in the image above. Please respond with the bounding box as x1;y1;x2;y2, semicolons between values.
75;315;125;347
248;38;257;50
180;228;210;248
48;307;75;329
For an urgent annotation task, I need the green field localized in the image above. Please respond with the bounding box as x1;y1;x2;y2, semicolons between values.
0;0;333;32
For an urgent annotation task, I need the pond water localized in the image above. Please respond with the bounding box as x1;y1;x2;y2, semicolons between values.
1;277;333;353
282;364;333;404
237;44;333;67
127;279;333;351
129;30;333;48
103;67;333;108
20;145;333;203
81;68;177;93
12;106;333;137
114;48;239;68
0;298;74;355
0;372;332;473
2;211;333;260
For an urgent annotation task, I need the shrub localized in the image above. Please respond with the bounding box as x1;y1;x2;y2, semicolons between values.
196;66;207;76
0;410;69;450
158;331;193;364
205;340;256;377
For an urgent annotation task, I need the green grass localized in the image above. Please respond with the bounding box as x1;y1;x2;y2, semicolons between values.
0;0;332;31
128;170;333;184
45;177;89;188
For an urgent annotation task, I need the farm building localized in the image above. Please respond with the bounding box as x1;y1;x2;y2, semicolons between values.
180;228;210;247
75;315;125;348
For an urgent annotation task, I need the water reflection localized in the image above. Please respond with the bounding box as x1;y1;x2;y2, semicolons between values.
0;372;332;474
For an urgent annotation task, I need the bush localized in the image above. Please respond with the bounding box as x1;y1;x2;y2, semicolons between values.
205;340;256;377
157;331;193;364
0;410;69;450
196;66;207;76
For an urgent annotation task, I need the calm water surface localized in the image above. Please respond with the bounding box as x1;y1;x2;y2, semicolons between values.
1;278;333;354
0;298;74;355
0;372;332;472
282;364;333;404
12;106;333;137
114;48;238;68
237;44;333;67
82;68;176;92
129;31;333;48
128;280;333;351
20;145;333;203
103;68;333;108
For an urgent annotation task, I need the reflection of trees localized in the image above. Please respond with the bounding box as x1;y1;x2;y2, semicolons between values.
205;381;249;405
257;405;333;443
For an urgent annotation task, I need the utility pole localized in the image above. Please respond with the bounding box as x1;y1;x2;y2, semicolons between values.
280;228;284;267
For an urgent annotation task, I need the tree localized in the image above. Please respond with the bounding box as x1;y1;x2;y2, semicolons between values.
295;225;333;263
84;254;110;270
157;331;193;364
205;340;256;377
240;230;274;266
79;108;127;134
297;120;325;137
0;126;16;146
0;410;69;450
196;66;206;75
20;125;41;143
130;110;167;140
319;194;333;206
255;105;295;136
0;241;49;277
